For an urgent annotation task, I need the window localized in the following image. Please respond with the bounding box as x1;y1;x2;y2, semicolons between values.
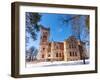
70;52;72;56
43;32;47;34
49;43;51;46
70;52;77;56
70;44;76;48
75;52;77;56
42;54;44;58
73;45;76;48
56;46;58;49
43;35;47;39
59;53;61;57
43;48;45;50
56;53;58;57
72;44;75;48
73;52;75;56
48;54;50;57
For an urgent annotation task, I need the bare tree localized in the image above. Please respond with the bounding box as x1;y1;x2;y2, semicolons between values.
60;15;90;64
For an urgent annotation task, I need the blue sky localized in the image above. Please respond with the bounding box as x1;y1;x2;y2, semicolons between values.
39;13;72;42
26;13;89;50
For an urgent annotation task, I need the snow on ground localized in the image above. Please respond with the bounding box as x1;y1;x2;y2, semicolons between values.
26;60;89;68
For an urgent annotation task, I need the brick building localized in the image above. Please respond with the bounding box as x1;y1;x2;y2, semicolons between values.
37;26;87;61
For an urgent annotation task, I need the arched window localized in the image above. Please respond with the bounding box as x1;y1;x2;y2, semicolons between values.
43;35;47;39
73;52;74;56
75;52;77;56
56;53;58;57
70;52;72;56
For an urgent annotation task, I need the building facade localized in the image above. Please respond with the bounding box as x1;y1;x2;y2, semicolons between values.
37;26;87;62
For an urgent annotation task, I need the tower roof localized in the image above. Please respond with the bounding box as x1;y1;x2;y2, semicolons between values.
65;35;77;41
40;25;50;31
51;37;54;42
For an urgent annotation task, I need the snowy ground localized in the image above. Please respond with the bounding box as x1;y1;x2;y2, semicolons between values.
26;60;89;68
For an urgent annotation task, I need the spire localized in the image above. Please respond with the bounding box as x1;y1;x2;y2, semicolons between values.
40;25;50;31
51;37;54;42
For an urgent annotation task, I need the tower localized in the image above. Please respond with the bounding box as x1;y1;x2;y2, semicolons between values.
50;39;55;61
64;41;68;61
38;26;50;61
